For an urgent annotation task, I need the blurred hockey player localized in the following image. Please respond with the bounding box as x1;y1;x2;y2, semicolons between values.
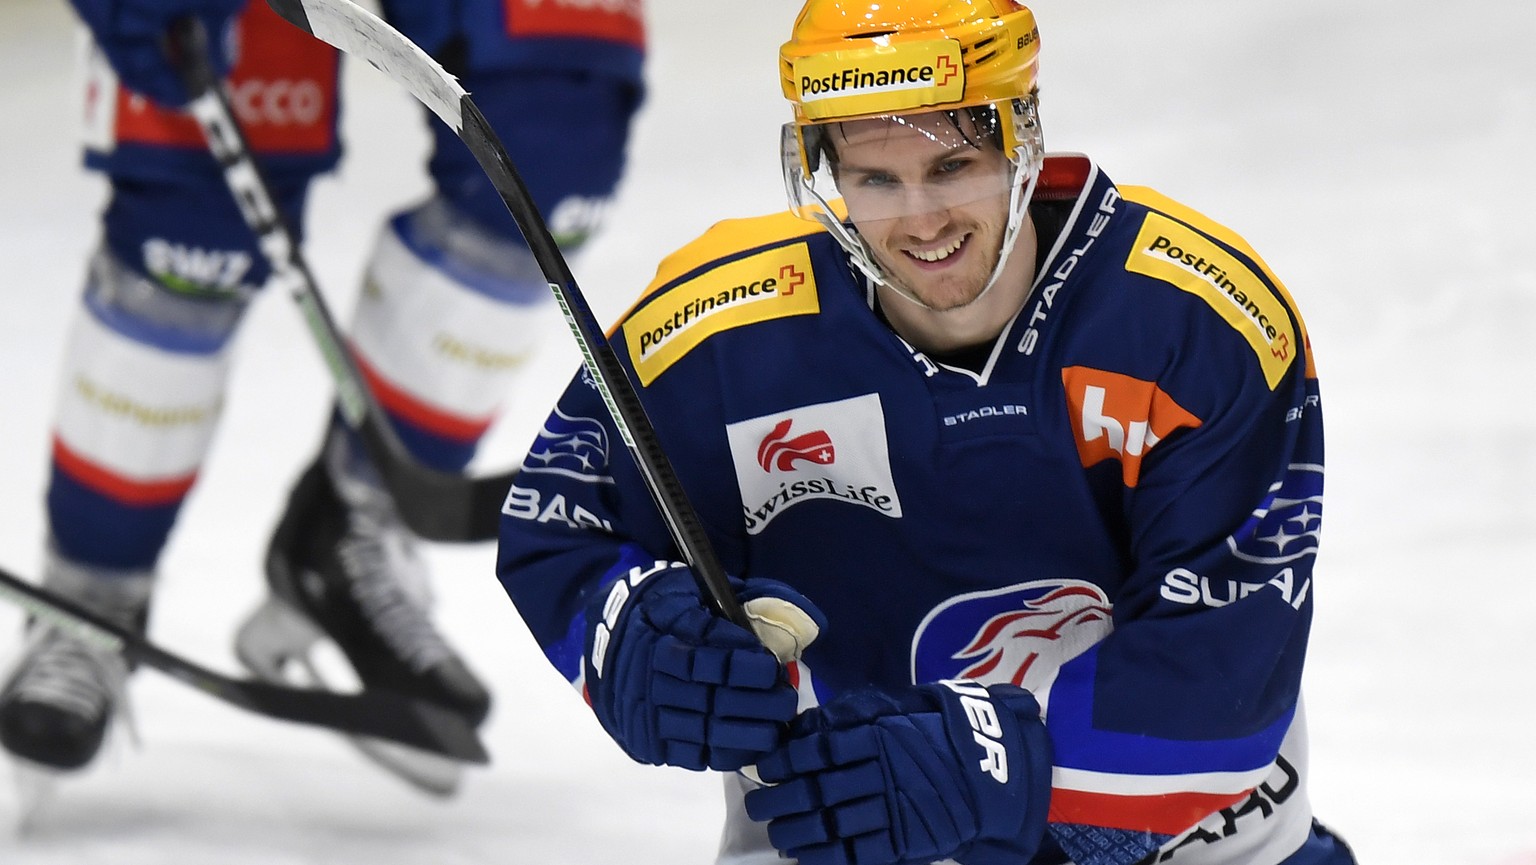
497;1;1356;863
0;0;644;795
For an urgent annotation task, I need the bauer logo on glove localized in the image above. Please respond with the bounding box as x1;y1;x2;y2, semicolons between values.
582;553;825;772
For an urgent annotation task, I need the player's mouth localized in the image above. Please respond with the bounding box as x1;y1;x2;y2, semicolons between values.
904;234;969;268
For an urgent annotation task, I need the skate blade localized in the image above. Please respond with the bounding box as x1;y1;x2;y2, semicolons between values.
234;596;468;797
7;758;63;835
233;595;325;681
348;736;463;797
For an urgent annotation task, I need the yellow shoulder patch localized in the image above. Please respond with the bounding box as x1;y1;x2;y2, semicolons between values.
1121;186;1315;381
621;212;824;385
1124;211;1295;389
647;210;826;294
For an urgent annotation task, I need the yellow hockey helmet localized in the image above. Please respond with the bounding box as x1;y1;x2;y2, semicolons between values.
779;0;1040;128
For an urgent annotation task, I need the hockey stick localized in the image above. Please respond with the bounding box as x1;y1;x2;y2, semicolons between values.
0;564;488;763
258;0;752;630
166;17;509;544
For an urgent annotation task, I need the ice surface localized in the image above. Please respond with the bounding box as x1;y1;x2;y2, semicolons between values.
0;1;1532;863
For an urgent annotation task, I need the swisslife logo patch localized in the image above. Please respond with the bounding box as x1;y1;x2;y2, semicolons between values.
727;393;901;535
1062;366;1203;487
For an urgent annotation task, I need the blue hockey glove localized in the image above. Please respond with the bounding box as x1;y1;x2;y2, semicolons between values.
584;562;824;772
744;681;1053;865
70;0;246;106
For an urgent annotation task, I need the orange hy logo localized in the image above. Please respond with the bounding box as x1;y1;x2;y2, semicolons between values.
1062;366;1203;487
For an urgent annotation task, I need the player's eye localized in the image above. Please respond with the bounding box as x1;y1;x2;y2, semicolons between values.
933;158;973;179
855;170;898;189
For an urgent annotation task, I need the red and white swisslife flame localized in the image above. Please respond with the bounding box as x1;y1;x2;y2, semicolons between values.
755;418;835;473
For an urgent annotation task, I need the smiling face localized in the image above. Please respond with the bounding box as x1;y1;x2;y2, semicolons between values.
813;108;1038;353
830;110;1016;311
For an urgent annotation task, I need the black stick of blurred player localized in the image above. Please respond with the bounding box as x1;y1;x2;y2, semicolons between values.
0;563;488;762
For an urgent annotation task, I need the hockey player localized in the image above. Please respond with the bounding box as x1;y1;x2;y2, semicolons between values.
496;1;1356;863
0;0;644;795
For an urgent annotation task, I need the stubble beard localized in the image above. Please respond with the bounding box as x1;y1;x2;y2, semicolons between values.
877;231;1001;313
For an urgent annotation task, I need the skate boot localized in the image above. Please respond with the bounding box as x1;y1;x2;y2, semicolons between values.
0;554;152;825
234;437;490;795
0;554;151;772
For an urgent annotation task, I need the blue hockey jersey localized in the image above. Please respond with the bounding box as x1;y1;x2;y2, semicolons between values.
497;155;1336;865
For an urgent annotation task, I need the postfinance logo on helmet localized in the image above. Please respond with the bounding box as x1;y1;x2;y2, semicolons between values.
779;0;1041;126
793;40;967;120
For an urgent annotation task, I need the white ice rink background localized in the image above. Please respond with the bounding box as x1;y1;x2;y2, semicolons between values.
1;1;1533;863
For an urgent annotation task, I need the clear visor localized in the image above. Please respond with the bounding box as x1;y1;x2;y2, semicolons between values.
783;104;1019;226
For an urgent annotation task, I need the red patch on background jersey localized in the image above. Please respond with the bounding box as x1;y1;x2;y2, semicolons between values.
1062;366;1202;487
113;1;338;153
505;0;645;49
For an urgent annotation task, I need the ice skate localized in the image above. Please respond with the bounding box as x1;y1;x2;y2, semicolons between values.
234;440;490;796
0;555;151;826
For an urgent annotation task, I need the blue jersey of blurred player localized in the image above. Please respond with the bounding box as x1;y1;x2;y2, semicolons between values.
0;0;644;796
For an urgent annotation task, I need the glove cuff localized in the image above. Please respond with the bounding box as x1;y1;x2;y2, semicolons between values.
587;558;689;680
929;680;1053;854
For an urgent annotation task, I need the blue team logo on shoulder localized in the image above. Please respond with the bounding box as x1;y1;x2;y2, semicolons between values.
911;580;1112;691
522;408;612;481
1227;463;1323;564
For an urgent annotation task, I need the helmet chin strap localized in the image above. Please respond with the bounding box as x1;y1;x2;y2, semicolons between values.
805;138;1045;313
